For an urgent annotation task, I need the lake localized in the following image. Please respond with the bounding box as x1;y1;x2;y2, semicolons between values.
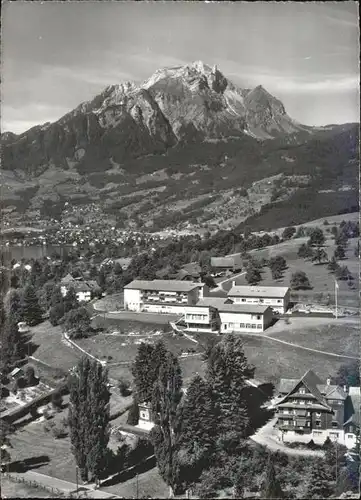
1;245;74;262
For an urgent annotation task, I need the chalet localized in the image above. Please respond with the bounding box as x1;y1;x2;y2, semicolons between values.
211;255;242;273
228;285;290;314
183;297;273;333
275;369;360;448
60;274;99;303
123;280;206;315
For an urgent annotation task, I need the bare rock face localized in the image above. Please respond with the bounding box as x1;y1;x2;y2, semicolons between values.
2;60;313;177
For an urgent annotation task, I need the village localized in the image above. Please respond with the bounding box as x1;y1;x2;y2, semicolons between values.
1;211;360;499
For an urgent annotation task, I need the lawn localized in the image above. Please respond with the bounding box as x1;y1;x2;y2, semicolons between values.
9;410;76;484
1;476;59;498
29;322;81;373
75;331;203;366
240;335;349;385
102;466;168;499
226;234;359;306
267;321;359;358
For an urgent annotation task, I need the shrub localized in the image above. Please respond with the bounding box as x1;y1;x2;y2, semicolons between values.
51;390;63;410
127;400;140;425
52;424;68;439
118;379;131;397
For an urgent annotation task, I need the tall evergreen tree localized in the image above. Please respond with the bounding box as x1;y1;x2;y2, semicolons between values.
49;285;65;326
68;357;110;482
132;340;168;403
22;285;43;326
174;375;217;492
151;351;183;497
306;458;333;499
7;289;23;324
63;286;78;313
262;458;284;499
1;317;23;373
205;334;254;438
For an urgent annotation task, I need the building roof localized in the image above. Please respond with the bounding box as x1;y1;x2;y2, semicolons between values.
182;262;201;276
218;303;271;314
211;255;242;268
61;273;75;284
124;279;202;292
276;369;331;410
279;377;348;401
195;297;228;308
345;386;361;427
10;367;22;376
228;285;289;298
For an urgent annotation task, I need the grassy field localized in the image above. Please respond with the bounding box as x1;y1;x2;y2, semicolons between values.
240;335;348;384
10;411;76;484
102;466;168;499
267;321;359;357
226;234;359;306
29;322;81;373
1;477;59;498
75;331;203;366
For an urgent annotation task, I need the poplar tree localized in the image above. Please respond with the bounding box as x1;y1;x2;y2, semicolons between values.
1;317;23;373
132;340;168;403
174;374;216;492
262;458;284;499
205;333;254;439
151;351;183;497
22;285;43;326
68;357;110;482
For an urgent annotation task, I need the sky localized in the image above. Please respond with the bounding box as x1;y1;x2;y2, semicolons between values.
2;1;359;134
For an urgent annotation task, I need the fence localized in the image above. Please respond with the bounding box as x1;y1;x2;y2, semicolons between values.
3;472;69;497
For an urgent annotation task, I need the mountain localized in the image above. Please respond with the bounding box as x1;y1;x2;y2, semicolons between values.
1;61;359;233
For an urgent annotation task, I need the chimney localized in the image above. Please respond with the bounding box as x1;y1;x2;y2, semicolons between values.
343;385;348;394
326;378;331;386
232;280;236;288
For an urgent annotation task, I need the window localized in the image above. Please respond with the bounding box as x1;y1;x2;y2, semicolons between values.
239;323;245;328
313;431;322;436
277;299;282;303
299;388;306;394
257;324;262;329
242;298;246;302
299;400;305;405
347;434;354;438
257;315;261;320
316;412;321;417
332;422;338;428
251;324;256;329
316;420;321;427
246;324;251;328
306;422;310;427
330;432;339;438
283;410;289;415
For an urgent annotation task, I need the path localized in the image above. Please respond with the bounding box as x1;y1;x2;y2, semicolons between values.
250;418;324;458
261;333;359;360
213;271;246;291
4;471;121;498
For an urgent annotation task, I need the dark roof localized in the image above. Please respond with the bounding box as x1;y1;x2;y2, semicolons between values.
276;369;331;410
61;273;75;284
211;256;241;268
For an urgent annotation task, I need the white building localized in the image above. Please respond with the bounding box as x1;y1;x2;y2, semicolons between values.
123;280;206;314
60;273;98;303
184;297;273;333
228;285;290;314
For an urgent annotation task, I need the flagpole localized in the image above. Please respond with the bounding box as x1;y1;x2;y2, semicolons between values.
335;280;338;319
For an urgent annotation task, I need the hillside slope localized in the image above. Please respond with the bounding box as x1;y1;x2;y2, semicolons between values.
1;61;359;232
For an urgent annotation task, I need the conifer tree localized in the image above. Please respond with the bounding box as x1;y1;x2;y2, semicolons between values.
64;286;78;312
306;458;333;499
174;374;217;492
262;458;284;499
49;285;65;325
7;289;23;324
205;333;254;438
132;340;168;403
1;317;23;373
151;351;183;497
68;357;110;482
22;285;43;326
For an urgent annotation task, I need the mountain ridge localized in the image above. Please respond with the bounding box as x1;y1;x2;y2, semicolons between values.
1;61;359;233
